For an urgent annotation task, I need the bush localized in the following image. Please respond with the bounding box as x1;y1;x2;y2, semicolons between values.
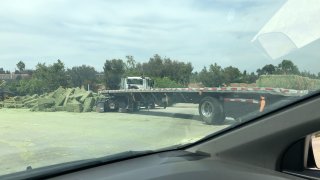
256;75;320;90
154;77;185;88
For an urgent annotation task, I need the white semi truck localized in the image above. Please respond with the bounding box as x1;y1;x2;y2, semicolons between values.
97;77;308;124
120;77;154;90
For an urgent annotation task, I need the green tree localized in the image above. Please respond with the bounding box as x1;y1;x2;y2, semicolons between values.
124;55;141;76
126;55;135;70
171;61;193;86
277;60;299;75
199;63;225;87
17;78;44;95
190;72;200;83
223;66;242;84
104;59;125;89
16;61;26;72
33;60;69;92
257;64;276;76
0;68;5;74
142;54;164;77
67;65;97;88
139;54;193;85
300;71;317;79
247;72;258;83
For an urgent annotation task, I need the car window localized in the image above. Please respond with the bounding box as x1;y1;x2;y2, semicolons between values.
0;0;319;177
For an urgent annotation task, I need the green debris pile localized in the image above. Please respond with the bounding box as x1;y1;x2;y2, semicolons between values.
256;75;320;90
1;87;98;112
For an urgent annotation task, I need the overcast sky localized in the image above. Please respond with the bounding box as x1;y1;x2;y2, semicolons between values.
0;0;319;73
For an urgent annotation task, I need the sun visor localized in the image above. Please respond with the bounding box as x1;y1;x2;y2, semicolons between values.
252;0;320;59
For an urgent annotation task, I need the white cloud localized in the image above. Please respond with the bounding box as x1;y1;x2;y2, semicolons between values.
1;0;318;74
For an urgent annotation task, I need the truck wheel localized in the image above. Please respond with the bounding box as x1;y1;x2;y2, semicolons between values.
199;96;225;124
132;102;140;112
118;100;128;113
96;101;105;113
148;102;156;109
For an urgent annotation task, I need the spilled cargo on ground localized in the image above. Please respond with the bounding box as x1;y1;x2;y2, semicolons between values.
0;87;100;113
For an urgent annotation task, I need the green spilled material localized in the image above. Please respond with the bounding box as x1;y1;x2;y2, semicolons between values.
30;105;39;112
66;102;83;113
83;97;95;112
257;75;320;90
4;103;16;108
0;87;98;113
38;98;55;111
63;88;75;106
55;106;66;112
80;92;93;103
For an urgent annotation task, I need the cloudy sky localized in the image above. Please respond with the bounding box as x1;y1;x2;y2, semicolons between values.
0;0;319;73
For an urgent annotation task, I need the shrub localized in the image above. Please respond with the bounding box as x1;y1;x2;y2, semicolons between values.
154;77;185;88
256;75;320;90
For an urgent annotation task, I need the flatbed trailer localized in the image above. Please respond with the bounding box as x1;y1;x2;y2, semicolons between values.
98;87;308;124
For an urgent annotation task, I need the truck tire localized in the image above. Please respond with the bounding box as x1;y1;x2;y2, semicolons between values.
96;101;105;113
148;102;156;109
199;96;225;124
118;100;128;113
131;102;140;112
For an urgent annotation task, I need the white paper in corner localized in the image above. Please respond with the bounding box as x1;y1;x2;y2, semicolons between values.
252;0;320;59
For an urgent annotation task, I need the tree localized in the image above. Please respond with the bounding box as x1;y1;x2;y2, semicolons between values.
198;67;210;86
198;63;225;87
242;70;258;83
126;55;136;70
300;71;317;79
67;65;97;88
190;72;200;83
247;72;258;83
223;66;242;84
16;61;26;72
257;64;276;76
124;55;140;76
0;68;5;74
17;78;44;95
277;60;299;75
104;59;125;89
138;54;193;86
142;54;164;78
33;60;69;92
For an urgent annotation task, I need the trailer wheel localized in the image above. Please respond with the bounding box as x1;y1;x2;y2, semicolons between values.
199;96;225;124
148;102;156;109
132;102;140;112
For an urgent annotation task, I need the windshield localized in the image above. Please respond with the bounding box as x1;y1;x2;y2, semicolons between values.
0;0;319;177
127;79;143;85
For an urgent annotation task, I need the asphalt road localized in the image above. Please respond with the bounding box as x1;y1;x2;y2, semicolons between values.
0;104;233;176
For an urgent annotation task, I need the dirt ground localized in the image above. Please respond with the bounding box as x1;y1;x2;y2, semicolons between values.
0;104;231;176
1;103;319;176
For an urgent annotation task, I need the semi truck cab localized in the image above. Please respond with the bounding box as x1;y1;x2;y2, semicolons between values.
120;77;154;90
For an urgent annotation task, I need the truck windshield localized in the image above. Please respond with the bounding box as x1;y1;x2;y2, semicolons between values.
0;0;319;177
127;79;143;85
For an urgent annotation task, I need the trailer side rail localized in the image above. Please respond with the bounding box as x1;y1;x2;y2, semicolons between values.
100;87;309;97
